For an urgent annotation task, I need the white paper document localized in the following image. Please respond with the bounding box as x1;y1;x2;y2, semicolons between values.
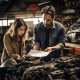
17;49;50;59
25;49;50;57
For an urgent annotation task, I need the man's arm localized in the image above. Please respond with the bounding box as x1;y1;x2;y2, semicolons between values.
44;45;61;52
33;25;40;50
44;25;65;52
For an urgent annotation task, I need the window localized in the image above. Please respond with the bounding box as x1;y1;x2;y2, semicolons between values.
39;18;43;22
23;19;27;22
8;20;14;26
0;17;43;26
33;18;38;24
26;18;43;24
0;20;2;26
3;20;7;26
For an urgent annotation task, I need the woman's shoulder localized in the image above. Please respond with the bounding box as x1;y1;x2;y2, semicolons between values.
4;33;10;37
4;33;10;40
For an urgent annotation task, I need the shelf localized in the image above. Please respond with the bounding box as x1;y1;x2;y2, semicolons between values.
62;42;80;56
65;42;80;48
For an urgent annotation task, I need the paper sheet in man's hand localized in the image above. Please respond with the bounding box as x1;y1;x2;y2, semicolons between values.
17;49;50;59
25;49;50;57
17;49;51;60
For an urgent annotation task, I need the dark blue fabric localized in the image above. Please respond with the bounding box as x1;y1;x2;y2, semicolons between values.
33;21;65;62
44;27;51;49
40;50;62;62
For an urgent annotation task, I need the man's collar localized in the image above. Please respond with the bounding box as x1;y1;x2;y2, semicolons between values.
51;21;56;29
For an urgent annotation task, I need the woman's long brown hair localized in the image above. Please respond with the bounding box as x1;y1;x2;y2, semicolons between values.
6;19;28;41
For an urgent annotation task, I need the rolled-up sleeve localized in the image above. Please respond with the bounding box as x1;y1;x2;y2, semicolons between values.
57;26;65;49
33;25;40;47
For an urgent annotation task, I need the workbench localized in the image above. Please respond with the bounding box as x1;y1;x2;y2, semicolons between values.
62;42;80;56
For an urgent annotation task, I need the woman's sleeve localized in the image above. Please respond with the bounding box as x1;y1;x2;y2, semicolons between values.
4;34;20;60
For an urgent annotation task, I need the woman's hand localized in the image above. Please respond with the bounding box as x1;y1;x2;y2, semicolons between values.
17;53;25;62
17;57;25;62
22;53;25;56
21;53;25;62
21;59;25;63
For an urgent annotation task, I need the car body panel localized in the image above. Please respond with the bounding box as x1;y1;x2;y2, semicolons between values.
67;17;80;43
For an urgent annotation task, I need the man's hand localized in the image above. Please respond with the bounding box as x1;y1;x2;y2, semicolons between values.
44;47;53;52
44;45;61;52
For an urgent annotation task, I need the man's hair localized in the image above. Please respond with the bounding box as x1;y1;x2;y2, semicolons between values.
41;5;55;18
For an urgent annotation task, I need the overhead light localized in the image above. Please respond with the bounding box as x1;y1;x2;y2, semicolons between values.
38;1;51;6
62;9;75;14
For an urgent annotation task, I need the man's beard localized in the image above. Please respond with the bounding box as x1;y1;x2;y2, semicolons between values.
44;22;53;28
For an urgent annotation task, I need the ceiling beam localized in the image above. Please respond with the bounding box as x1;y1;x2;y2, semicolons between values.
5;0;17;13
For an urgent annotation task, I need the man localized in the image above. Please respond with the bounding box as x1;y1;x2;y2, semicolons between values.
33;6;65;62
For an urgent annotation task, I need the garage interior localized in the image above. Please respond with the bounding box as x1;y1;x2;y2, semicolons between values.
0;0;80;80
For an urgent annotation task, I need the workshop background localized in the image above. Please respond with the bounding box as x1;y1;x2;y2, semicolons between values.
0;0;80;80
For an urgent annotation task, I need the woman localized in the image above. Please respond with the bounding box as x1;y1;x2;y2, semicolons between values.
1;19;28;67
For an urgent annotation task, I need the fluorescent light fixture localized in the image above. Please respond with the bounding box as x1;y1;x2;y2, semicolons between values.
38;1;51;5
62;9;75;14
